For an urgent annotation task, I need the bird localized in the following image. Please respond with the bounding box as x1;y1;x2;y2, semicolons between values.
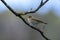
27;16;47;26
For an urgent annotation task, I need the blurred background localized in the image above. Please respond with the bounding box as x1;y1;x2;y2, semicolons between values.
0;0;60;40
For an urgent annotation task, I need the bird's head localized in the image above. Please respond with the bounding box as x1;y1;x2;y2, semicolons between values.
29;16;32;18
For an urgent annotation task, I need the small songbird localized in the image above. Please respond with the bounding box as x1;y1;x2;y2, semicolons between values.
28;16;47;26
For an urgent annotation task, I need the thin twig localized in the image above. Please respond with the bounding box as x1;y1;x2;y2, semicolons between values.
23;0;49;15
17;0;49;16
1;0;50;40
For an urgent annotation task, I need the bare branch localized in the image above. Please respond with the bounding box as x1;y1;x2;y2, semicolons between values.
17;0;49;15
15;0;49;15
24;0;49;15
1;0;49;16
40;0;43;5
1;0;50;40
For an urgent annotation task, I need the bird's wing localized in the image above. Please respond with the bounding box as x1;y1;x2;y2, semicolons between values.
32;18;47;24
28;18;39;26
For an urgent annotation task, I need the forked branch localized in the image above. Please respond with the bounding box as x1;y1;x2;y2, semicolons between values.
18;0;49;15
24;0;49;15
1;0;50;40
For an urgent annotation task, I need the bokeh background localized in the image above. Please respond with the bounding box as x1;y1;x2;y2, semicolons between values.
0;0;60;40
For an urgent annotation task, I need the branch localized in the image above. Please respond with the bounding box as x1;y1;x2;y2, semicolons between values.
23;0;49;15
1;0;50;40
15;0;49;15
1;0;49;16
